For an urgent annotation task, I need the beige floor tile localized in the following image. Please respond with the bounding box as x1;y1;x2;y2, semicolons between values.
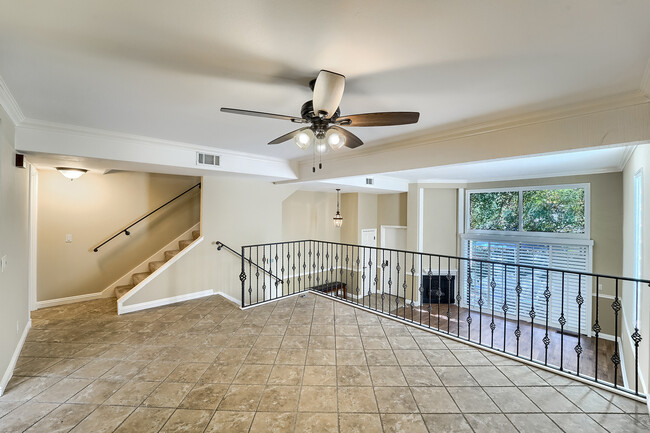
68;379;125;405
466;365;513;387
411;386;460;413
160;409;213;433
179;383;228;410
253;335;283;349
33;378;92;403
204;411;255;433
520;386;581;413
548;413;607;432
258;385;300;411
309;335;336;349
249;412;296;433
434;366;479;386
104;381;159;406
381;413;429;433
556;385;624;413
303;365;337;386
337;336;363;349
447;387;500;413
507;413;563;433
465;413;518;432
295;412;338;433
484;386;540;413
245;348;279;364
369;365;408;386
0;402;59;432
276;348;307;365
199;363;240;383
143;382;194;408
215;348;250;364
338;387;378;412
70;359;120;379
25;403;97;433
0;401;23;418
281;335;309;349
267;365;304;385
233;364;272;384
69;405;135;433
337;365;372;386
365;349;399;365
374;386;419;413
393;349;429;366
337;349;366;365
131;360;179;382
453;349;492;365
114;407;173;432
38;358;89;377
0;376;61;402
339;412;383;432
166;362;210;383
299;386;338;412
588;413;650;433
422;414;473;432
306;349;336;365
218;384;265;411
496;365;547;386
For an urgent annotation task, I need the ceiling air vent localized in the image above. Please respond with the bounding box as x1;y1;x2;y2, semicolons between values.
196;152;220;167
365;178;374;185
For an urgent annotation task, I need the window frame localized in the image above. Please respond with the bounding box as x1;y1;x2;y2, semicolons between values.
465;183;591;240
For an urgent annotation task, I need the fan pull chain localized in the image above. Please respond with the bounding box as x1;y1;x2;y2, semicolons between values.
312;142;316;173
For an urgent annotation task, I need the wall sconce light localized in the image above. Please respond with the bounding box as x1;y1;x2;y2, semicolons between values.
56;167;87;180
333;188;343;228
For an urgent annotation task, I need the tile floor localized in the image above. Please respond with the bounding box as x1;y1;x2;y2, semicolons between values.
0;293;648;432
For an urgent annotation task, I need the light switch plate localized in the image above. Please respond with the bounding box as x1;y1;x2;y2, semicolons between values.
65;234;72;243
1;255;6;272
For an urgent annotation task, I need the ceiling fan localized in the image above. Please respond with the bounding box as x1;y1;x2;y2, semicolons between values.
221;70;420;171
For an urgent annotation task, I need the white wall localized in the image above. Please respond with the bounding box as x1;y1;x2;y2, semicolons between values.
621;143;650;395
0;105;30;395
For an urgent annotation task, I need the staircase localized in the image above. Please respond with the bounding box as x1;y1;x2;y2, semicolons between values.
114;229;201;299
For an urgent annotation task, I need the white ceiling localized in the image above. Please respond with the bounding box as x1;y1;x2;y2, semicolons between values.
1;0;650;166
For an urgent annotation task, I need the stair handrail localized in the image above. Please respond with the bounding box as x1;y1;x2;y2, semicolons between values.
93;182;201;252
215;241;283;284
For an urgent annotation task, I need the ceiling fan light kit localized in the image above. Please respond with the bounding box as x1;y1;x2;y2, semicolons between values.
221;69;420;171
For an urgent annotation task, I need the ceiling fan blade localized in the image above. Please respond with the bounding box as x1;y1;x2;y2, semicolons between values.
337;112;420;127
221;107;305;123
330;126;363;149
268;127;310;145
312;70;345;119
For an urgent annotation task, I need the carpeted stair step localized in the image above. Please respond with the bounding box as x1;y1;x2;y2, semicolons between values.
132;272;151;285
114;284;133;299
179;239;193;249
192;230;200;240
164;249;180;261
149;260;166;272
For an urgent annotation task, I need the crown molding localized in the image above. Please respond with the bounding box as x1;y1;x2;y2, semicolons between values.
0;75;25;125
18;118;289;165
618;144;639;170
297;90;650;169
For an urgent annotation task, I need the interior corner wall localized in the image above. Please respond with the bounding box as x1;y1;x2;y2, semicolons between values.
340;193;358;244
37;170;200;301
357;193;378;243
621;143;650;395
0;105;30;394
377;192;408;246
122;175;297;307
282;190;341;242
422;188;459;256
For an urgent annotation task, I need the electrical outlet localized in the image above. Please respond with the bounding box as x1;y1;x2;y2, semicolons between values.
1;255;6;272
65;234;72;243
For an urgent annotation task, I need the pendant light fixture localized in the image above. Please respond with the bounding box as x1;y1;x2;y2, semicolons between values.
333;188;343;228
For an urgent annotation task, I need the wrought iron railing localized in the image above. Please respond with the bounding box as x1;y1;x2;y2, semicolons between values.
239;239;649;399
93;183;201;252
215;241;283;285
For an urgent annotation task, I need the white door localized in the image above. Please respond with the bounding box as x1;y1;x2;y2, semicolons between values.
380;226;407;300
360;229;377;296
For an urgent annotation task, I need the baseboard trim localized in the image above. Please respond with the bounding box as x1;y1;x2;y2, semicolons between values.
118;289;214;315
0;319;32;397
35;291;109;309
213;292;241;307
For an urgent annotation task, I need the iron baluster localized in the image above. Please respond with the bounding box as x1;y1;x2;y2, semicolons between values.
543;269;551;366
593;276;600;383
530;269;535;361
490;264;496;349
479;262;484;345
612;279;621;388
515;266;522;357
575;274;583;376
559;271;565;371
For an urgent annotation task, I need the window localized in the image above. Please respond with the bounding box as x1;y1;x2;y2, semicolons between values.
467;184;589;238
462;183;592;334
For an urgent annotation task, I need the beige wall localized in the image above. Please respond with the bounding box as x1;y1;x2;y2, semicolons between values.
123;175;296;306
422;188;458;256
621;143;650;394
37;170;200;300
358;193;378;244
0;105;30;394
377;193;407;247
340;193;358;245
282;190;341;242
